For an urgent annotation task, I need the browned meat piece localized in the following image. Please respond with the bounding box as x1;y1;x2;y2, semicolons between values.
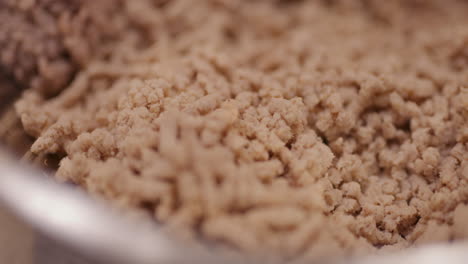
0;0;122;96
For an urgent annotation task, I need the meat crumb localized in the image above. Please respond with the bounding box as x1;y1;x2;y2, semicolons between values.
10;0;468;261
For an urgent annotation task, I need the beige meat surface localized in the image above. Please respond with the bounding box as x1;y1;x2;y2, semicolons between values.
15;0;468;261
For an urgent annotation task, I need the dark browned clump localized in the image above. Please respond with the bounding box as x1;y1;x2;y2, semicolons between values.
0;0;124;96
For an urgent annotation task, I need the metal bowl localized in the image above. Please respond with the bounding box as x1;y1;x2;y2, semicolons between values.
0;85;467;264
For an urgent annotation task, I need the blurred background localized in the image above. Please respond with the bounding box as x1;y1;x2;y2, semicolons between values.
0;205;33;264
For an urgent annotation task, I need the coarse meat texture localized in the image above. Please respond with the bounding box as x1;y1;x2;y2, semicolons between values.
12;0;468;261
0;0;153;96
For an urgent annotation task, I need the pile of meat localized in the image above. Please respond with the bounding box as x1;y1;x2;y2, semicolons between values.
3;0;468;261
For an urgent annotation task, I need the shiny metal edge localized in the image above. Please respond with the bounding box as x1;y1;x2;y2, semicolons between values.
0;152;247;264
0;150;467;264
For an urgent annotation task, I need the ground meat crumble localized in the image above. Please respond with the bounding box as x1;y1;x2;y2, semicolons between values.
8;0;468;261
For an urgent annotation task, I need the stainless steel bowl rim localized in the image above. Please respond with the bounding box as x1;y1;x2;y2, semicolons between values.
0;152;467;264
